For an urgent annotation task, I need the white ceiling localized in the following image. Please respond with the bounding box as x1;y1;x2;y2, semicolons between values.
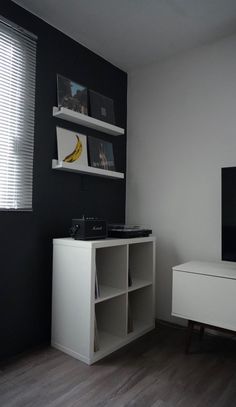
13;0;236;71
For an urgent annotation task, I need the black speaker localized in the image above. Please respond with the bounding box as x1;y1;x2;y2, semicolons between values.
70;218;107;240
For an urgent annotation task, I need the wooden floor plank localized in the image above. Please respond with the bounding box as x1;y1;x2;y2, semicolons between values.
1;324;236;407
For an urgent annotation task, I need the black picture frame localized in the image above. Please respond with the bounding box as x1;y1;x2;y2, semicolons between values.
57;74;88;115
88;136;116;171
89;90;115;124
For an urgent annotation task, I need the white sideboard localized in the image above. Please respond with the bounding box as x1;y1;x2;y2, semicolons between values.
172;261;236;332
51;236;156;365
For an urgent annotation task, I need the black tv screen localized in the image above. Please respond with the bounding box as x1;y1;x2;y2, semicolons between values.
222;167;236;261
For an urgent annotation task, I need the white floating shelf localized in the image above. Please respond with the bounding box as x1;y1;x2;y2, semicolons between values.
53;107;125;136
52;159;124;179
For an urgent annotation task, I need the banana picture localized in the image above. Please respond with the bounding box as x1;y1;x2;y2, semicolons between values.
63;135;83;163
57;127;88;167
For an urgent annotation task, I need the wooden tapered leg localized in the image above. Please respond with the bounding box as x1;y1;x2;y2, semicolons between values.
199;324;205;341
185;320;194;354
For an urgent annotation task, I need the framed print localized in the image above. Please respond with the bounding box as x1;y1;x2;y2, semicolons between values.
57;127;88;167
89;90;115;124
57;74;88;115
88;136;115;171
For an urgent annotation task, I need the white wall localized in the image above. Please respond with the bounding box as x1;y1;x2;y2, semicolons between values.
126;34;236;322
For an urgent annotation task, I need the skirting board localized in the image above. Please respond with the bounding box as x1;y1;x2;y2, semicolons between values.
157;318;236;340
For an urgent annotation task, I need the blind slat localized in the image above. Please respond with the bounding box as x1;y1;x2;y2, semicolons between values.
0;18;36;210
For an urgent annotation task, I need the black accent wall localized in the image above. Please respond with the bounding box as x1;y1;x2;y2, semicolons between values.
1;1;127;359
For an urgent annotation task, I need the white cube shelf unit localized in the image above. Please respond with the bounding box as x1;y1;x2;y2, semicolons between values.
51;236;156;365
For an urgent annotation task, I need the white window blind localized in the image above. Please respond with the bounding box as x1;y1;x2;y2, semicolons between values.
0;17;37;210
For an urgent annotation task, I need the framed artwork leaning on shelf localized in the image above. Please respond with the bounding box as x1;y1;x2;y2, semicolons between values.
56;127;88;167
89;90;115;124
88;136;115;171
57;74;88;115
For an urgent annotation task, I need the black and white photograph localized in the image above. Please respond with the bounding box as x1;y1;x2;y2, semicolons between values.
89;90;115;124
57;74;88;114
88;136;115;171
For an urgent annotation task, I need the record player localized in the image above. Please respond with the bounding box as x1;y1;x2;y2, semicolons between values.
108;224;152;238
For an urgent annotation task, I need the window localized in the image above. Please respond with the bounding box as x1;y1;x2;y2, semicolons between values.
0;17;37;210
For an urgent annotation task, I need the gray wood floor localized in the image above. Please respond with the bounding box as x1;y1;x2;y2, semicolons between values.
1;323;236;407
